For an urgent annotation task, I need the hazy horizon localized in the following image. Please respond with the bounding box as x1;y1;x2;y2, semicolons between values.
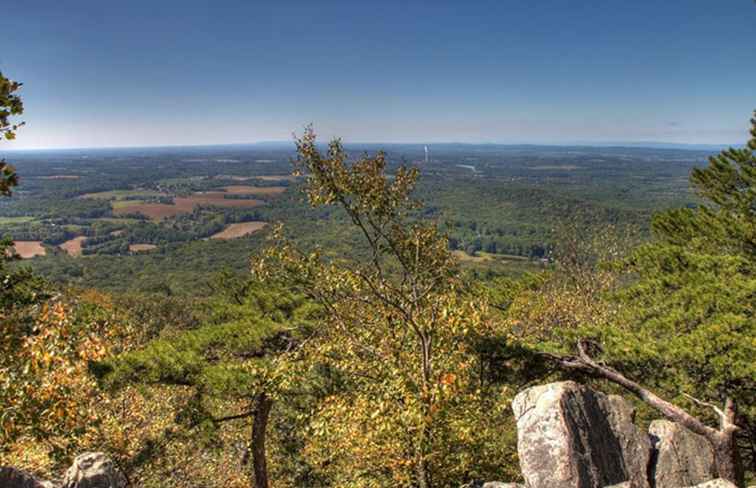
1;139;737;154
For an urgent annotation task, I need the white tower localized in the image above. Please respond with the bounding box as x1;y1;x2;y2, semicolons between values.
424;145;429;164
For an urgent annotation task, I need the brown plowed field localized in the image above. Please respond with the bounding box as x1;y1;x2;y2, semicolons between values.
12;241;46;258
113;194;264;220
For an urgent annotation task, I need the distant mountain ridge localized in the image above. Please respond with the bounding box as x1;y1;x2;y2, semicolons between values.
4;140;738;154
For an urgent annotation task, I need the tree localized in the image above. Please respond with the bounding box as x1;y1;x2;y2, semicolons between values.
0;69;39;309
0;71;23;195
253;129;508;487
98;274;318;488
542;111;755;486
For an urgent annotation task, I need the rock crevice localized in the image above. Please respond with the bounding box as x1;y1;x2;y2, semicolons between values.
509;381;722;488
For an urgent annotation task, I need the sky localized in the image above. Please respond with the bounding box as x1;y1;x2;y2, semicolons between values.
2;0;755;150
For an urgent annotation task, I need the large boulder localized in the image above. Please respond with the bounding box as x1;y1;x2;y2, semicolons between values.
461;483;525;488
0;467;55;488
682;480;738;488
649;420;716;488
512;381;651;488
60;452;126;488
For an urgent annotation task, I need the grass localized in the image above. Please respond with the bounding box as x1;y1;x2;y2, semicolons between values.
210;222;268;240
95;217;141;224
452;250;529;263
0;216;35;224
111;199;147;209
81;189;165;200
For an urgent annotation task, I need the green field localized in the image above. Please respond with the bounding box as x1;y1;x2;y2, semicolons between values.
81;189;165;200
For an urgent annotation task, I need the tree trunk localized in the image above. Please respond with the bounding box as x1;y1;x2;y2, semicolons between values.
251;392;273;488
712;430;744;488
416;335;432;488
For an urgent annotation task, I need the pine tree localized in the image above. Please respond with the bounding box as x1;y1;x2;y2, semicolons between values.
547;111;755;486
97;274;318;488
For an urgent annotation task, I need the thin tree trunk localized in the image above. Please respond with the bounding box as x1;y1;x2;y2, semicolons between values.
416;449;429;488
251;392;273;488
713;430;743;487
546;340;745;487
416;335;432;488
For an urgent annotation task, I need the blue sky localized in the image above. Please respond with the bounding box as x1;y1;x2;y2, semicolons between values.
2;0;755;149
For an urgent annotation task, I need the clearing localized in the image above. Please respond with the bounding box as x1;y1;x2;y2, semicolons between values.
221;185;286;195
60;236;87;256
114;194;264;220
81;189;166;200
210;222;268;240
529;165;581;170
13;241;46;258
0;216;35;224
129;244;158;252
452;250;530;263
254;175;299;182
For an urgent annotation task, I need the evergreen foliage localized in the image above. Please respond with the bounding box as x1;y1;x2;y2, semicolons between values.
98;273;318;487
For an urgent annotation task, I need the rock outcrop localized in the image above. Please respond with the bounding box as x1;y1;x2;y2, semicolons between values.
461;483;526;488
682;480;738;488
60;453;126;488
0;467;55;488
649;420;716;488
512;381;651;488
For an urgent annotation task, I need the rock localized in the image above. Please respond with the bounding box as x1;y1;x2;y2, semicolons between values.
512;381;651;488
682;480;738;488
603;395;651;488
60;452;126;488
0;467;55;488
460;483;525;488
604;483;631;488
649;419;716;488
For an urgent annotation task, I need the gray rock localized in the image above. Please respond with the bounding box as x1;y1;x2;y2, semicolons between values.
60;452;126;488
604;483;631;488
682;480;738;488
460;483;525;488
0;467;54;488
649;419;716;488
512;381;651;488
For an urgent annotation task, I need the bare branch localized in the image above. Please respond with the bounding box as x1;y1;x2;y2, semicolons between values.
682;392;726;424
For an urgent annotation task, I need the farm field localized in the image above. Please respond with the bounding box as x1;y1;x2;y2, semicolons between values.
112;194;265;220
129;243;157;252
217;174;298;182
221;185;286;195
210;221;267;240
0;216;35;224
37;175;81;180
81;189;166;200
12;241;46;258
60;236;87;256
